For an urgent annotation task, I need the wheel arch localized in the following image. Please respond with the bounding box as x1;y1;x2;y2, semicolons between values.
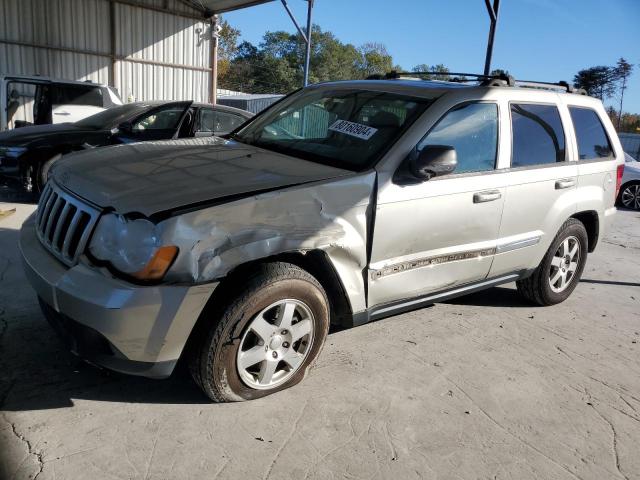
571;210;599;253
224;250;354;326
182;249;354;360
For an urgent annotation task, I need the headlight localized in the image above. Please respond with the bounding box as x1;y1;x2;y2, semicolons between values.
88;214;178;282
0;146;28;158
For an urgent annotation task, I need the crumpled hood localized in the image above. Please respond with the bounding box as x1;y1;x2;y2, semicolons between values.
53;137;352;216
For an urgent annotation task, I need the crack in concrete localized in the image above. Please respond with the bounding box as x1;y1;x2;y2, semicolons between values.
585;389;629;480
262;398;309;480
602;240;640;250
447;376;586;480
590;406;629;480
8;419;44;479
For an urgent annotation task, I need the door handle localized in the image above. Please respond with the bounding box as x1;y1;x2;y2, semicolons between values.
54;111;70;116
473;190;502;203
555;178;575;190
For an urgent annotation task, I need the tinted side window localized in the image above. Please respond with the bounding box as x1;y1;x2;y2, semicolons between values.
132;107;184;131
511;104;565;167
197;110;245;135
53;85;103;107
417;102;498;174
569;107;613;160
214;112;245;134
198;109;215;132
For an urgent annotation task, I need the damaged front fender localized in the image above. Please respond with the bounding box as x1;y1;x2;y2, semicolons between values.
158;172;376;314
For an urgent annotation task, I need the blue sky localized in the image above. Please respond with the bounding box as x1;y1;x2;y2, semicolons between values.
224;0;640;113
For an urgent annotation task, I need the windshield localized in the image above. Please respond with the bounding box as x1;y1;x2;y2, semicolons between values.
233;88;433;170
75;104;148;130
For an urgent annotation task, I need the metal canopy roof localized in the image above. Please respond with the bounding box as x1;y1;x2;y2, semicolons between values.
186;0;275;14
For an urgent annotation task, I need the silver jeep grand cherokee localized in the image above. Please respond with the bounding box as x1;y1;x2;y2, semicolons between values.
20;74;624;401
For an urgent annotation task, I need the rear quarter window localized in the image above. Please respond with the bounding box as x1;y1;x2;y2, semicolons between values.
569;107;614;160
511;103;566;167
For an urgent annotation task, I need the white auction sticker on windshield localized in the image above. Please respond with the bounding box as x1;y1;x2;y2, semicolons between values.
328;120;378;140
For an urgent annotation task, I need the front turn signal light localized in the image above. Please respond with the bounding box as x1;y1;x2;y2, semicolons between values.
131;246;179;281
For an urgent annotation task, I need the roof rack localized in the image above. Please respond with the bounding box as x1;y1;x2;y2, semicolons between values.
368;71;588;95
371;70;516;86
515;80;587;95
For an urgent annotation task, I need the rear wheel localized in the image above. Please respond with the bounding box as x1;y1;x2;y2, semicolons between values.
516;218;588;306
618;182;640;210
189;262;330;402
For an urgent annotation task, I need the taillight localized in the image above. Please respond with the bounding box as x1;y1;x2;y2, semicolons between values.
616;164;625;198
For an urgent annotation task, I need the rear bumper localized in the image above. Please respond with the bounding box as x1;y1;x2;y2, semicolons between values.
20;213;218;378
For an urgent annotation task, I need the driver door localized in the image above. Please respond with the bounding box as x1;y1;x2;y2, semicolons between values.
368;101;509;308
113;102;191;143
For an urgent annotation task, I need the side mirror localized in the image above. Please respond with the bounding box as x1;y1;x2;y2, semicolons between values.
411;145;457;180
117;121;132;133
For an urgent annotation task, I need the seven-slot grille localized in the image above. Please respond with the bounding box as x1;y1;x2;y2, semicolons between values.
35;182;100;266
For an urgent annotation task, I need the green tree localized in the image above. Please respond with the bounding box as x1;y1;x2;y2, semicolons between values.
411;64;450;80
356;43;394;78
217;19;241;80
614;58;634;129
573;66;618;100
220;25;397;93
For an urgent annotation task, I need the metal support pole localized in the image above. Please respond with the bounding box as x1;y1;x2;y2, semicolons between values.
280;0;308;43
210;14;219;105
483;0;500;76
303;0;314;86
109;0;116;88
280;0;313;87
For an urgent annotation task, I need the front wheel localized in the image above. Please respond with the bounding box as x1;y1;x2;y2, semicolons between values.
189;262;330;402
516;218;588;306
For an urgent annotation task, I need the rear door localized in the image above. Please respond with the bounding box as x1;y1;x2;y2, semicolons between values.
489;100;578;278
569;106;618;208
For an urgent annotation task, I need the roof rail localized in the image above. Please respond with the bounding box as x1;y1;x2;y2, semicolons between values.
515;79;587;95
368;70;588;95
370;70;516;86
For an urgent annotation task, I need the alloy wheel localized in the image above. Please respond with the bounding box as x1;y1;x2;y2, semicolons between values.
621;184;640;210
236;299;314;390
548;236;581;293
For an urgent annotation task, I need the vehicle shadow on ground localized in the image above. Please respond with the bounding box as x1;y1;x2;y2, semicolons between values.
444;286;530;308
580;278;640;287
0;327;359;411
0;289;521;412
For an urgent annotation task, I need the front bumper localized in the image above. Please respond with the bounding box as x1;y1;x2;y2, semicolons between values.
20;213;218;378
0;156;20;176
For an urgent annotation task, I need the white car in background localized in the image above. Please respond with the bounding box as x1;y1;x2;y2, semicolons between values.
618;152;640;210
1;75;122;131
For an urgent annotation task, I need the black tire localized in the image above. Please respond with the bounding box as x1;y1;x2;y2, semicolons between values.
617;181;640;210
189;262;330;402
516;218;588;306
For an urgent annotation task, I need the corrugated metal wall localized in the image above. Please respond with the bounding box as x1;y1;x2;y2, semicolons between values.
0;0;212;103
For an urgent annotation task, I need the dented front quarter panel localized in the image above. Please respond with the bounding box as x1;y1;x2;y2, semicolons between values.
158;172;376;314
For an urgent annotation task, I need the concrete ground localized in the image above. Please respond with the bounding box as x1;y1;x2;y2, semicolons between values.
1;193;639;480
